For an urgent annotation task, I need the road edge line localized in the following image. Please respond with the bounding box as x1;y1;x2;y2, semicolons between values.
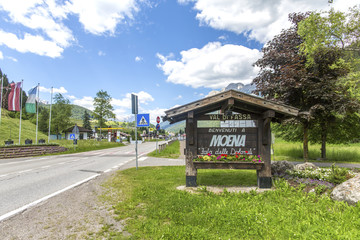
0;174;100;222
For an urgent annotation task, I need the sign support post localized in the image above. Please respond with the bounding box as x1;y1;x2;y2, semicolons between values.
132;94;138;170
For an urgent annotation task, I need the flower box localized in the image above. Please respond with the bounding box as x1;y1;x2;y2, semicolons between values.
193;161;264;170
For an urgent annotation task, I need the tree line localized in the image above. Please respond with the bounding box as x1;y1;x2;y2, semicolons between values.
253;6;360;160
0;73;116;138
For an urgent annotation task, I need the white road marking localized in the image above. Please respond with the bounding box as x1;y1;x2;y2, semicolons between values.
19;169;33;174
41;165;51;169
0;174;100;222
138;157;147;161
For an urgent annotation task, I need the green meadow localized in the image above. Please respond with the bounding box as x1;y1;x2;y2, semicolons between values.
97;166;360;239
273;138;360;163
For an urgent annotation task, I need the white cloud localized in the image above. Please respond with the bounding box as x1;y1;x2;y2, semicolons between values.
157;42;262;89
98;50;106;56
39;86;68;94
0;30;64;58
181;0;358;43
66;95;77;100
110;91;154;120
0;0;141;57
73;96;94;110
67;0;139;35
147;108;168;124
135;56;143;62
0;0;74;46
7;56;17;62
175;95;182;100
0;51;3;59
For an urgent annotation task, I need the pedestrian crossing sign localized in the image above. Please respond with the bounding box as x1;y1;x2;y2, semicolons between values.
137;114;150;127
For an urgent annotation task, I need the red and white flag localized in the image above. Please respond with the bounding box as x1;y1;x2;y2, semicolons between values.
8;82;22;111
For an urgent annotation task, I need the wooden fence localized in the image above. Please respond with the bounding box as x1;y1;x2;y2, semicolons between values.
0;145;68;159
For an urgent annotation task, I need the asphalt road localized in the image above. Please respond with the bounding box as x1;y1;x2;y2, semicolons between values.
0;141;173;221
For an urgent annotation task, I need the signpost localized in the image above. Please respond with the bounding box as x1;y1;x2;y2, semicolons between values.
131;94;139;170
156;116;160;153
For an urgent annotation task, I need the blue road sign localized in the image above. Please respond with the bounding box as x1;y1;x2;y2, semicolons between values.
156;123;160;131
69;133;76;140
137;114;150;127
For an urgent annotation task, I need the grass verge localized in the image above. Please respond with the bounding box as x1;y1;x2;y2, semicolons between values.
147;140;180;159
47;139;125;154
99;166;360;239
273;138;360;163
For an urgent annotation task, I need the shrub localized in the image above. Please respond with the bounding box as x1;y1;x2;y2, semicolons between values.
287;164;355;185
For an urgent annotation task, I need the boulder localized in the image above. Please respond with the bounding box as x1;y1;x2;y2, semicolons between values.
294;162;318;171
271;161;294;176
331;174;360;206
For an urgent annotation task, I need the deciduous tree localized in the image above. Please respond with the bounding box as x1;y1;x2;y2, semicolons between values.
93;90;115;128
52;93;72;138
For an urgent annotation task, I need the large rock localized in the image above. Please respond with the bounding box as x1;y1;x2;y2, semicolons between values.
271;161;294;176
294;162;318;171
331;174;360;205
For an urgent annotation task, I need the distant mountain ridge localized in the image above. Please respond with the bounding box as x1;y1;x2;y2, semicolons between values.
40;103;94;120
223;82;256;94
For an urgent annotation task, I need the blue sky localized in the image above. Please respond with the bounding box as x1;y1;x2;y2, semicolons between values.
0;0;358;124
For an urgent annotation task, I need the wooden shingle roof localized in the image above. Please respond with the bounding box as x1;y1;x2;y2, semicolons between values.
164;89;299;123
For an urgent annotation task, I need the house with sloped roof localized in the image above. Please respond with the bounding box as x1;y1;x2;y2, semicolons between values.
63;124;93;140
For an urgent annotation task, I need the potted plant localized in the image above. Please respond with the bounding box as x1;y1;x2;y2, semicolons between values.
25;139;33;145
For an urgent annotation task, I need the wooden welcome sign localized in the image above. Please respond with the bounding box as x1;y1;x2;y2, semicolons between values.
164;90;299;188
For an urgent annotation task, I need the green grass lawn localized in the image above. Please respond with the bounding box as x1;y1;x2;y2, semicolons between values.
147;140;180;159
99;166;360;239
48;139;125;154
273;138;360;163
0;116;48;145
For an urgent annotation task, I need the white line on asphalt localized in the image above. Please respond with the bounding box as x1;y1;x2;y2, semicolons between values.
0;174;100;222
41;165;51;169
0;174;8;178
19;169;33;174
138;157;147;161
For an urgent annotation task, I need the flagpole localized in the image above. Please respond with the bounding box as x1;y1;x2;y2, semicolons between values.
18;80;23;144
35;83;40;143
0;74;3;126
48;87;53;143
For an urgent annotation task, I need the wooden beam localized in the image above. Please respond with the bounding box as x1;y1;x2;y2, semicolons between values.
164;90;298;121
262;110;275;119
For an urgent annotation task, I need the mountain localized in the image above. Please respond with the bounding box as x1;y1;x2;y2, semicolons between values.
161;120;185;133
223;82;256;94
70;104;94;120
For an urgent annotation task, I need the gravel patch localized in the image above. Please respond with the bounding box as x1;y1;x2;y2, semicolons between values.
0;173;124;240
176;185;273;194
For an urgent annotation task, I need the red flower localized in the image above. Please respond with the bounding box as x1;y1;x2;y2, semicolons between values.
245;151;248;154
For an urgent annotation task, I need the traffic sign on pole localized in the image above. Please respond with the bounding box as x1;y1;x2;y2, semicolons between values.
137;114;150;127
156;123;160;131
156;116;160;123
